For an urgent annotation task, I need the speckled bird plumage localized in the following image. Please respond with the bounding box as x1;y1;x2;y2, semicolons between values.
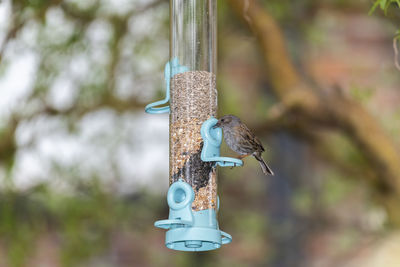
214;115;274;176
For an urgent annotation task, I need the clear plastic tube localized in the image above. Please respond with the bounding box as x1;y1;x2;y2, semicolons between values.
169;0;217;211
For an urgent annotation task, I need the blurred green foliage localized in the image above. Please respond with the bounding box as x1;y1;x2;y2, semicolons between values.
369;0;400;15
0;181;165;267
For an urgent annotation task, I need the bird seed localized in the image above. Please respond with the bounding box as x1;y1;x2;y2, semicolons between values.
169;71;218;211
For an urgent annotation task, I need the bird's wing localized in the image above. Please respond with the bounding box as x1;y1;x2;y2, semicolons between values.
253;136;265;152
239;124;265;152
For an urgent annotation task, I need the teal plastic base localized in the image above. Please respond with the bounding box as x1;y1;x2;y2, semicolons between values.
155;180;232;251
166;209;232;251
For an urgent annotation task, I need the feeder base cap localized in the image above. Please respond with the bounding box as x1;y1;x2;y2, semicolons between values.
165;227;231;252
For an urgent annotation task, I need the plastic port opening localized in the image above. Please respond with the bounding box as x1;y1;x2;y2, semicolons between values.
174;188;186;204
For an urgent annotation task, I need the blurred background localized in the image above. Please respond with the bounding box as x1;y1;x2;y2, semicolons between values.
0;0;400;266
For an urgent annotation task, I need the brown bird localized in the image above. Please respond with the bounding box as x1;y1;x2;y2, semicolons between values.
214;115;274;176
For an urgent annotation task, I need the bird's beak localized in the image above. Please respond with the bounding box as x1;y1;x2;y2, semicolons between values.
212;121;221;129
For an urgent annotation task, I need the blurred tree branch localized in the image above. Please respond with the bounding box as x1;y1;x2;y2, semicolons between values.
0;14;24;64
0;0;165;169
61;0;167;23
42;94;146;118
0;0;66;64
228;0;400;225
0;118;17;172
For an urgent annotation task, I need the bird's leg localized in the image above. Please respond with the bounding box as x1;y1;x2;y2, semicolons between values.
229;154;251;169
237;154;251;160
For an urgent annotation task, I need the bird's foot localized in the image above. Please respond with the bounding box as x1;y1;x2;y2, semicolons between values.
237;154;251;160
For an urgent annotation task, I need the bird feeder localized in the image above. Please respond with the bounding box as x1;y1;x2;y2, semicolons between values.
145;0;242;251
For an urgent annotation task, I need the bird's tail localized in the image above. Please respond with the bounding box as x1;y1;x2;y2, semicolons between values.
254;154;274;176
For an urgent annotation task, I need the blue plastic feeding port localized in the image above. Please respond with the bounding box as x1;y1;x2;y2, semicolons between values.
145;58;188;114
154;180;232;251
201;117;243;167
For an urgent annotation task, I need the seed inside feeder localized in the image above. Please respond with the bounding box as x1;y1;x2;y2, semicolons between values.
170;71;218;211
